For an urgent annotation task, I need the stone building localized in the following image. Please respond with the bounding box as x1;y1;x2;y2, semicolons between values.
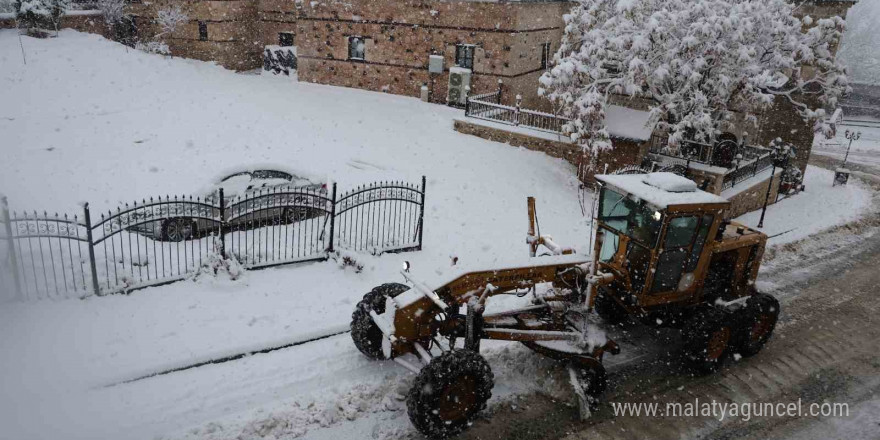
122;0;570;108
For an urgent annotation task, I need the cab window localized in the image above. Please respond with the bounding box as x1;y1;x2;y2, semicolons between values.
599;188;663;248
598;227;619;263
686;214;714;272
650;214;712;294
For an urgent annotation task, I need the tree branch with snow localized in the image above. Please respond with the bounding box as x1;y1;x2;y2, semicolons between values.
539;0;849;156
97;0;124;29
155;4;188;40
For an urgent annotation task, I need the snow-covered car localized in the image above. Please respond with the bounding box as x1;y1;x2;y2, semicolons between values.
127;169;328;242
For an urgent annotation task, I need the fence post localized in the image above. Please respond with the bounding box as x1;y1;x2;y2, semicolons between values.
497;79;503;104
218;188;226;259
514;94;522;126
328;183;337;254
417;176;426;251
82;203;101;297
1;196;23;300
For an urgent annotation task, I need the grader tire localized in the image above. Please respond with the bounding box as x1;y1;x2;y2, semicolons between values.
407;349;494;439
682;307;732;374
572;362;608;405
594;290;629;326
350;283;410;360
734;293;780;357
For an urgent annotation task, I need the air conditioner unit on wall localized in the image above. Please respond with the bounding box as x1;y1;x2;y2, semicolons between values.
447;66;471;106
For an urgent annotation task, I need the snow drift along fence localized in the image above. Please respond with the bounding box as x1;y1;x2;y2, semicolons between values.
0;178;426;301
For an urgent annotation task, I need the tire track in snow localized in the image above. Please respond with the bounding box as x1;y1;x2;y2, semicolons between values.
108;328;350;387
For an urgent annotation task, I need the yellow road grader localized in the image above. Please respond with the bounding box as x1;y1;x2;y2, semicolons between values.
350;172;780;438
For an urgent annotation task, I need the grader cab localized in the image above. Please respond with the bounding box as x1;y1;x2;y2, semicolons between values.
350;172;780;439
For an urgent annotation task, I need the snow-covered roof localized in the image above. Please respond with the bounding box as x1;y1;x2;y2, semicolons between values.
597;173;729;209
605;105;656;142
642;172;697;192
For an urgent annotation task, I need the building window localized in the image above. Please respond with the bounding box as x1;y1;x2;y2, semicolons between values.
198;21;208;41
348;36;366;60
279;32;294;47
455;44;475;69
541;43;552;70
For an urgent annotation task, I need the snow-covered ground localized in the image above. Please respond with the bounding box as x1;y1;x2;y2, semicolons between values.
0;30;876;440
0;29;591;440
813;120;880;171
736;166;873;245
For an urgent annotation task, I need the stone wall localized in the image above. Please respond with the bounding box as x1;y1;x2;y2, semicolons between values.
128;0;262;71
0;12;111;36
455;118;785;220
452;119;646;179
724;172;782;219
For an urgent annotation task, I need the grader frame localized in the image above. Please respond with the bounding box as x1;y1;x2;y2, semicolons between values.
351;172;780;439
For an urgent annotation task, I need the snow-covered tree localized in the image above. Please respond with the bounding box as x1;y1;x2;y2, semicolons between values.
156;4;188;39
97;0;125;29
14;0;67;35
15;0;50;30
539;0;849;157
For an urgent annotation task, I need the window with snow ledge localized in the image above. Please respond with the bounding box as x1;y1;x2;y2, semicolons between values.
279;32;294;47
348;36;366;61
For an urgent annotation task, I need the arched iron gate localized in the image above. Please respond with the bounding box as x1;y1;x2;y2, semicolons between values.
334;177;425;254
0;178;426;300
0;200;93;301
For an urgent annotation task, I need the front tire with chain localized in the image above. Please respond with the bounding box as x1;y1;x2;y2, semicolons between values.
594;289;629;326
733;292;780;357
407;349;494;439
682;307;732;374
350;283;410;360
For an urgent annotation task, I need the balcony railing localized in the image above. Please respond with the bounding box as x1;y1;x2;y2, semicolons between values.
465;93;570;135
649;134;775;191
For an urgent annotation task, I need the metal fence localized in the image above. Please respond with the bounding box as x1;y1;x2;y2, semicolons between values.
721;153;775;191
0;178;426;301
465;95;569;135
648;134;775;191
648;135;715;164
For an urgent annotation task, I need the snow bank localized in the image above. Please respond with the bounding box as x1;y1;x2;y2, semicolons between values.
604;105;655;141
735;166;873;245
642;172;698;193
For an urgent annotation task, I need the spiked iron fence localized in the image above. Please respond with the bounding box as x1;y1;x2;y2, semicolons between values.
0;178;426;301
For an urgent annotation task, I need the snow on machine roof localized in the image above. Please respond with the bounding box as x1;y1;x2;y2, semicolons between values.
597;172;729;209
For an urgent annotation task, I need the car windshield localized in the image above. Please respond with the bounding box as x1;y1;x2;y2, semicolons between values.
215;170;298;199
598;187;663;248
251;170;293;180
